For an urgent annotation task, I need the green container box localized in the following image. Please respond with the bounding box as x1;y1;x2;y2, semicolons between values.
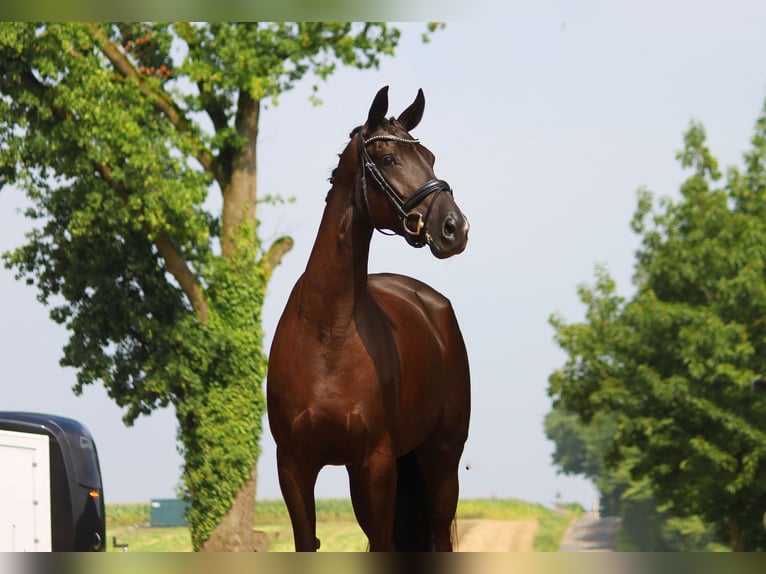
149;498;189;527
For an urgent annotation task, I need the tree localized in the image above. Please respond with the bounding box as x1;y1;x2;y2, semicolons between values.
548;103;766;551
545;408;724;550
0;22;439;550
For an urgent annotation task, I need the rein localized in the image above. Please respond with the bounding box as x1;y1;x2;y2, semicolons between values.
356;129;452;248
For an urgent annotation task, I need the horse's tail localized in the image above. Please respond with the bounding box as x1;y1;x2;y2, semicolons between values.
393;450;430;551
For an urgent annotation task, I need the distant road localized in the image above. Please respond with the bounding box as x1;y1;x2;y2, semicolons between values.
558;513;622;552
456;519;539;552
451;512;621;552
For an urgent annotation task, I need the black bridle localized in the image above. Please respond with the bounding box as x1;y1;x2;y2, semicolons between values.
357;129;453;248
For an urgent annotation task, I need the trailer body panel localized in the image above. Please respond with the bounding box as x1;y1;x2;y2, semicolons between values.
0;429;52;552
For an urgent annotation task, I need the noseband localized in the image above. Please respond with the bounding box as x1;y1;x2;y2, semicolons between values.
357;129;453;248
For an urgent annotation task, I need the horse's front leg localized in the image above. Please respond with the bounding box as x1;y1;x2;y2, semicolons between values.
347;449;397;551
276;447;320;551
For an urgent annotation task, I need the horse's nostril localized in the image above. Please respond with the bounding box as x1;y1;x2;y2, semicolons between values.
443;217;456;239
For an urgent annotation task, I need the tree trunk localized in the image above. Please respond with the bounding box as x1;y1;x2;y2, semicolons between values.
222;90;259;257
197;89;265;552
200;464;269;552
198;89;289;553
728;519;744;552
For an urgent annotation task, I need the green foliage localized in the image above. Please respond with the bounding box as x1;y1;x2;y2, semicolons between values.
544;403;617;481
545;409;724;550
455;498;582;552
105;498;577;552
531;507;583;552
255;497;357;523
548;103;766;550
0;22;429;550
106;502;151;528
168;224;267;549
455;497;560;520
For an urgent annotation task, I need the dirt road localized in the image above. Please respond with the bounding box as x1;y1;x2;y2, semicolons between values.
455;519;539;552
557;514;622;552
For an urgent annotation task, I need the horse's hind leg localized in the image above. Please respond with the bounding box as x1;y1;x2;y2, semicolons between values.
416;444;463;551
276;447;320;551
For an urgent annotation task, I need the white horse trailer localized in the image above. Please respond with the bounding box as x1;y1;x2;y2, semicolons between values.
0;413;105;551
0;428;52;551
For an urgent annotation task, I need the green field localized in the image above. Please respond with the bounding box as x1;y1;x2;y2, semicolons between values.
107;498;583;552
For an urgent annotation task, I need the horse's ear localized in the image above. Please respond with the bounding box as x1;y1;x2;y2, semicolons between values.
366;86;389;133
397;88;425;132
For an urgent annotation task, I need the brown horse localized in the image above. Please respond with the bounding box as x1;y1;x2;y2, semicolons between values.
267;87;470;551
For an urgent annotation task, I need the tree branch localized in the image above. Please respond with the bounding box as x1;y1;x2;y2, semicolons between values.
21;68;210;323
95;162;210;323
86;23;218;179
154;233;209;323
173;23;230;135
260;236;294;280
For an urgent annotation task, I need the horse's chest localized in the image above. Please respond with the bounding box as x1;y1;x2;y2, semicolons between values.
314;332;397;391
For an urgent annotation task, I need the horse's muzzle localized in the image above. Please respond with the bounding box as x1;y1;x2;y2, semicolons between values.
427;210;469;259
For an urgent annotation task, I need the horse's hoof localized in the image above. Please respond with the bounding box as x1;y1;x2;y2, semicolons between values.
315;537;321;550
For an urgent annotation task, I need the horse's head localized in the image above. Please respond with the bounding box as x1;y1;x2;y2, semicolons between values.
354;86;469;259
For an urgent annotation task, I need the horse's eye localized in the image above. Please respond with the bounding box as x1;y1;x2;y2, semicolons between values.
380;155;396;168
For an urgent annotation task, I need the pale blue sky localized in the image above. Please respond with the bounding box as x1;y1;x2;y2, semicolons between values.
3;4;766;507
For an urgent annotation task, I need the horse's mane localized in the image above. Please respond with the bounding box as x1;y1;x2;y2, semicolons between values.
326;119;396;194
327;125;363;193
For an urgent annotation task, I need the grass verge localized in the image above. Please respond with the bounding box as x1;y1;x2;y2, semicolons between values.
106;498;583;552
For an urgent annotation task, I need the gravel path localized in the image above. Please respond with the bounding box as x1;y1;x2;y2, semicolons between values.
455;519;539;552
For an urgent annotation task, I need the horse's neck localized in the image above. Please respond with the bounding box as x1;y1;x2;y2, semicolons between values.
300;180;372;327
